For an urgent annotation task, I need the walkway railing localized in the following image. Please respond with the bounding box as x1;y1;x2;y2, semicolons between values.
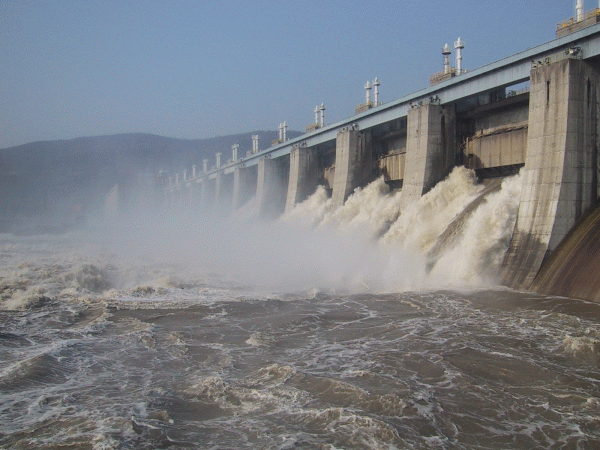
531;47;582;69
557;8;600;33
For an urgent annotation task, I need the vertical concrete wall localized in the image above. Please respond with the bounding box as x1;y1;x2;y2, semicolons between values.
331;129;373;207
254;155;290;219
400;104;456;210
502;58;600;290
285;145;319;212
232;166;258;210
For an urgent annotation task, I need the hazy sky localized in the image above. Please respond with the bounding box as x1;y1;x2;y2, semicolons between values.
0;0;585;148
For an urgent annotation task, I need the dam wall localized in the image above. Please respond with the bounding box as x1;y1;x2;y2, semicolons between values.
400;103;457;209
331;129;373;207
200;178;215;208
215;172;234;209
502;57;600;290
462;95;529;175
530;198;600;302
254;155;290;219
163;23;600;300
285;145;319;212
232;165;257;211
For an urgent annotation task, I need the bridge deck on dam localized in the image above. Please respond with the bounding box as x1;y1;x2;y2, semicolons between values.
188;22;600;176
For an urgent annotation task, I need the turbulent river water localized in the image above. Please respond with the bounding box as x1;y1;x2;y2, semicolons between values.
2;169;600;449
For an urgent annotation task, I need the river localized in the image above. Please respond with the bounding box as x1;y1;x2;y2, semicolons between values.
1;169;599;449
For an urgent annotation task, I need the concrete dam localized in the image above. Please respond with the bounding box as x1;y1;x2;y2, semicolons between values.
165;13;600;302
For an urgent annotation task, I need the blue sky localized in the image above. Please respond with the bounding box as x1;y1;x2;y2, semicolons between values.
0;0;587;148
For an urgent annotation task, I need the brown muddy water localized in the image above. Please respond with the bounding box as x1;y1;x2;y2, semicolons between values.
1;232;600;449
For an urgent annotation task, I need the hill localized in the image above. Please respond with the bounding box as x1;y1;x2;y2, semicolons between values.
0;131;302;234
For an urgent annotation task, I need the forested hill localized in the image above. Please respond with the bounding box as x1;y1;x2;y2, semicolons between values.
0;131;301;234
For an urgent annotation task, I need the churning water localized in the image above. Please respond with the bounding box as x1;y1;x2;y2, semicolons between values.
2;169;600;449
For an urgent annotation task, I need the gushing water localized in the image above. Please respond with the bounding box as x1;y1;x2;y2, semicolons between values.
281;166;522;288
3;168;600;449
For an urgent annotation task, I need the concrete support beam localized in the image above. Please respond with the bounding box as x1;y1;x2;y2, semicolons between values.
400;104;456;210
285;145;319;212
254;155;290;219
331;128;373;207
232;165;258;210
502;58;600;289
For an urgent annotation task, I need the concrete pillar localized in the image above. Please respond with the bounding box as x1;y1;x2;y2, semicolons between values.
331;128;373;207
215;172;234;209
189;180;202;212
400;103;456;210
285;145;319;212
186;182;194;210
200;178;215;208
232;165;258;210
502;58;600;289
254;155;290;219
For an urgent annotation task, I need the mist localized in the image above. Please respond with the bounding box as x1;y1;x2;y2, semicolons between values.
85;167;523;295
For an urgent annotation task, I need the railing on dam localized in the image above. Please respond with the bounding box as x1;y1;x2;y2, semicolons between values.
557;8;600;37
165;22;600;193
531;46;583;69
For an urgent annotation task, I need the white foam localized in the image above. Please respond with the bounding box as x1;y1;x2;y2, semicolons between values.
280;185;333;227
279;166;523;291
382;167;483;252
0;166;524;301
431;173;523;284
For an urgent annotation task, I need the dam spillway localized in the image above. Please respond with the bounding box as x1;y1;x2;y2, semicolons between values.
164;20;600;301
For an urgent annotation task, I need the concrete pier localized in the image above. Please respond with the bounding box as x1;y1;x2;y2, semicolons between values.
502;57;600;289
215;172;234;209
232;165;258;210
254;155;290;219
186;182;198;212
285;145;319;212
400;104;456;210
331;128;373;207
200;178;215;208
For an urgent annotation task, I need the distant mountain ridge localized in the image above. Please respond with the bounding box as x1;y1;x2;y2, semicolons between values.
0;130;302;234
0;131;302;174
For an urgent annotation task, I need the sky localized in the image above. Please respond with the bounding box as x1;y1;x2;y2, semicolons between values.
0;0;587;149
